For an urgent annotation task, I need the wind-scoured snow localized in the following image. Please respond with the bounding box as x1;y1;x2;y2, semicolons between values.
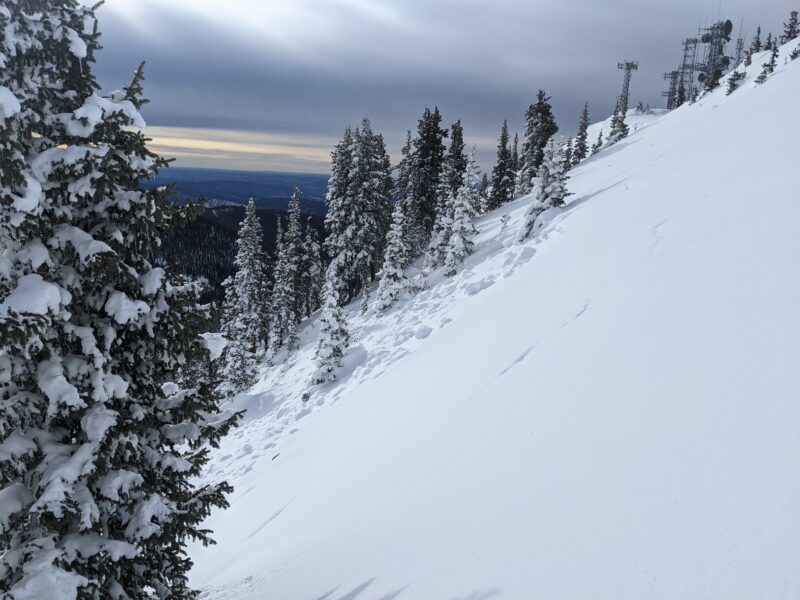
191;41;800;600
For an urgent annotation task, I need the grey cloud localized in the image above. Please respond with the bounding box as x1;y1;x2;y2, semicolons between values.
93;0;794;172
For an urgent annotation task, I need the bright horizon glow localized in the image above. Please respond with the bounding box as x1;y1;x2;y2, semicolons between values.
146;127;334;174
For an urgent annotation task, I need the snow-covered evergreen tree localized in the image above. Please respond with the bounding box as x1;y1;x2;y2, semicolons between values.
220;199;270;389
592;129;604;154
285;186;306;321
573;103;590;165
0;3;237;598
444;150;480;276
376;201;413;311
726;69;746;95
782;10;799;44
518;90;558;195
518;138;571;242
511;132;520;190
750;26;763;54
445;119;468;198
606;107;630;147
405;107;448;253
313;258;350;383
561;138;574;172
486;120;515;210
267;217;298;356
324;119;392;305
755;44;779;84
301;218;323;317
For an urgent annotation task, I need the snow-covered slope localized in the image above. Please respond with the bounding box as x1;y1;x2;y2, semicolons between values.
191;42;800;600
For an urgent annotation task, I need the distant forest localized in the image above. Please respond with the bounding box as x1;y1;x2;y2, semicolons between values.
161;204;326;303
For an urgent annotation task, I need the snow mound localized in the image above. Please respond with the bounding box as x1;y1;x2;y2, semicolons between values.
191;40;800;599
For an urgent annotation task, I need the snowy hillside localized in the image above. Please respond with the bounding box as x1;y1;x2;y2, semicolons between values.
191;41;800;599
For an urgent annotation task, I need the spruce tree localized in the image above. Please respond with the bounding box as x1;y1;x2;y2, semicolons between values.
479;173;490;207
750;26;762;54
518;138;571;241
561;138;574;172
592;129;604;154
511;132;520;192
445;119;468;198
486;120;515;210
301;218;323;317
267;217;298;356
376;201;413;311
323;127;355;299
444;150;480;276
573;103;590;165
764;33;775;52
0;3;237;598
518;90;558;195
284;186;306;321
782;10;799;43
324;119;392;305
606;107;629;147
313;258;350;383
220;200;270;390
755;45;779;84
726;69;746;95
405;107;448;253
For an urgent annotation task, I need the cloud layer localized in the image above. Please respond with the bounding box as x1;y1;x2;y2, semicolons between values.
92;0;793;172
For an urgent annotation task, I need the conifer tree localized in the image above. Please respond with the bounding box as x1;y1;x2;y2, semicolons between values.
592;129;604;154
675;79;687;105
518;90;558;195
573;103;590;164
376;201;413;311
445;120;468;198
511;132;520;190
518;138;571;242
313;258;350;383
755;45;779;84
750;26;762;54
0;3;237;598
764;32;775;52
606;107;629;147
561;138;574;172
725;69;746;95
301;218;324;317
487;120;515;210
285;187;306;321
267;217;298;356
324;120;392;305
395;130;414;200
324;126;355;298
220;200;270;389
479;173;490;207
782;10;799;43
444;151;480;276
405;107;448;253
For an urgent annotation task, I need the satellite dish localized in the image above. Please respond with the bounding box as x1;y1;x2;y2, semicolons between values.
724;19;733;36
698;72;707;82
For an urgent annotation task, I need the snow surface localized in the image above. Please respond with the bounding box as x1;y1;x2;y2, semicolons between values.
192;43;800;599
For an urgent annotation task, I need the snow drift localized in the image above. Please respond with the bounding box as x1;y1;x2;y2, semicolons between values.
190;41;800;599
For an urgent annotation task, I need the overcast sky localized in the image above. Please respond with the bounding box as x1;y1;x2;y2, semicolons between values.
90;0;793;174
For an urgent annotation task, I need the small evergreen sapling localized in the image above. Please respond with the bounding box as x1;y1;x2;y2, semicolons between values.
572;103;590;165
755;45;779;84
